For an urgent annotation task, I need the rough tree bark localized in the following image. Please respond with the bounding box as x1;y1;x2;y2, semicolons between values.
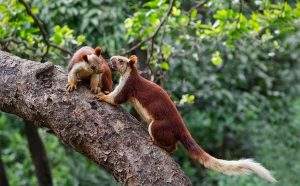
24;121;53;186
0;51;191;186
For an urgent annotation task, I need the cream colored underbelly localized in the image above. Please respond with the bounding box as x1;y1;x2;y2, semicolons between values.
77;69;93;79
74;62;94;79
130;98;152;124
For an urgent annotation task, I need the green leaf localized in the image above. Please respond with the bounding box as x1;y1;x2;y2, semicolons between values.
53;34;62;44
161;44;172;59
190;9;197;19
213;10;228;20
124;18;134;28
31;6;39;14
178;15;189;26
77;35;85;45
148;14;160;26
273;40;280;49
144;0;161;8
179;94;195;105
188;95;195;103
160;62;169;70
211;51;223;66
172;7;181;16
54;25;61;33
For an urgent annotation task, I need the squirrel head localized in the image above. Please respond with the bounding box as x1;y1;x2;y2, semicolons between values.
81;50;103;74
110;55;138;74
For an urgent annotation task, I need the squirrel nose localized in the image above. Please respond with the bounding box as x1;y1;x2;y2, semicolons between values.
107;61;113;69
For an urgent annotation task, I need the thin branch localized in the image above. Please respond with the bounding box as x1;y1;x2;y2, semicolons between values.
145;38;154;75
0;37;36;51
121;0;176;55
48;43;72;55
18;0;48;44
187;0;209;13
228;0;232;17
41;45;50;62
18;0;73;59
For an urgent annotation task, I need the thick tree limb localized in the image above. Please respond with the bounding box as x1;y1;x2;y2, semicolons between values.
0;51;191;186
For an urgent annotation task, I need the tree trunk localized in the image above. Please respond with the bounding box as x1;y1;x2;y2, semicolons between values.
0;155;9;186
0;50;191;186
24;121;53;186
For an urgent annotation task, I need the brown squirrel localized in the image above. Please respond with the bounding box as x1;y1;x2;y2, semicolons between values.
66;46;112;94
95;55;276;182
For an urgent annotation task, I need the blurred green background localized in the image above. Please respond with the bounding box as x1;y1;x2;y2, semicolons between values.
1;0;300;185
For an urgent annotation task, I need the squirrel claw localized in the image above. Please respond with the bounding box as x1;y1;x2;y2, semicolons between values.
95;92;105;101
90;87;101;94
66;83;77;92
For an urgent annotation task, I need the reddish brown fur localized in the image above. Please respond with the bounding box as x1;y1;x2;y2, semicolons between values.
94;47;102;56
96;55;276;182
112;55;206;159
68;46;94;72
67;46;113;93
99;56;113;93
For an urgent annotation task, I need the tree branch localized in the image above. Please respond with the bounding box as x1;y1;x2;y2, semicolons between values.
0;37;36;52
121;0;176;55
18;0;73;58
0;50;191;186
187;0;209;13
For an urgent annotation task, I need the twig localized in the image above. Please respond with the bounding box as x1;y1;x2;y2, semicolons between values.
0;37;36;51
157;26;167;60
41;45;50;62
146;38;154;74
49;43;72;55
121;0;176;55
228;0;232;17
18;0;48;44
18;0;73;60
187;0;209;13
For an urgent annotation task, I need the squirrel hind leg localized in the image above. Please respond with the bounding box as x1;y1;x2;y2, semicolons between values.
148;120;178;153
164;144;177;153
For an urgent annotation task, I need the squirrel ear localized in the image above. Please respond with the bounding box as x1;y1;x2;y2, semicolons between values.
94;47;102;56
81;54;88;62
129;55;137;66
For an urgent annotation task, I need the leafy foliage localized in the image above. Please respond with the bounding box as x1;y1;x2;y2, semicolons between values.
31;0;134;54
0;0;85;63
1;0;300;186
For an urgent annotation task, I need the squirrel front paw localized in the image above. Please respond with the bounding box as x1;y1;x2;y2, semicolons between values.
66;82;77;92
90;87;101;94
95;92;105;101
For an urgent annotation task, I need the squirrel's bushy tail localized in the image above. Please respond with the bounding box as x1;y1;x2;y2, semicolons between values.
178;126;276;182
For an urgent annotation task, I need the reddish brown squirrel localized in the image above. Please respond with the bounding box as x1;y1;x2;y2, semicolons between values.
66;46;112;94
95;55;276;182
